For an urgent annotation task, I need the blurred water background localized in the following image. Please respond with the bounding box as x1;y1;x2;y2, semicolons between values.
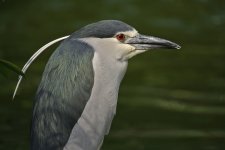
0;0;225;149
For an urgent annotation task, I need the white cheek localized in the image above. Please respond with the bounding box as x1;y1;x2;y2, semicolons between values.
115;44;135;61
128;50;147;59
79;37;139;61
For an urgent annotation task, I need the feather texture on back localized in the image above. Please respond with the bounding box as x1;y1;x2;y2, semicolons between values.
31;38;94;150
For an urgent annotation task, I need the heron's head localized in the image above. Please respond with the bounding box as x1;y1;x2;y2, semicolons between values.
72;20;181;61
12;20;181;99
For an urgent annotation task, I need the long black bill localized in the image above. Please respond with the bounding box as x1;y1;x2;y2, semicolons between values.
126;34;181;50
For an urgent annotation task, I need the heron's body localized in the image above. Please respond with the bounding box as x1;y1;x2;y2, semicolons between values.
31;21;135;150
13;20;180;150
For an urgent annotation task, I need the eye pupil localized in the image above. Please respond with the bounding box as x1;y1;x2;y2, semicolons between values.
116;34;125;41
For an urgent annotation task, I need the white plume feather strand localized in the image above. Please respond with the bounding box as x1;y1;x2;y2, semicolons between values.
13;35;70;99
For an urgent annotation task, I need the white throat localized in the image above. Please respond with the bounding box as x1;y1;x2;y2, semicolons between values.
64;38;128;150
84;37;129;108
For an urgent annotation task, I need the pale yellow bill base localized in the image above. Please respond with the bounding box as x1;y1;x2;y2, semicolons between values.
12;35;70;100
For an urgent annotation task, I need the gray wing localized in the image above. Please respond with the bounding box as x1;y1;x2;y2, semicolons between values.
31;38;94;150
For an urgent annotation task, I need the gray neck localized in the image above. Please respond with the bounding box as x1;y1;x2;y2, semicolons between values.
64;52;128;150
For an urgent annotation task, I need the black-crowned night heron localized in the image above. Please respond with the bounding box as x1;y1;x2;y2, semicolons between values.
13;20;180;150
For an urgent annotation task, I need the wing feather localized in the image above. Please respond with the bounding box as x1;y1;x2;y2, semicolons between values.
31;38;94;150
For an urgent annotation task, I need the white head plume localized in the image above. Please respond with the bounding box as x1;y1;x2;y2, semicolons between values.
13;35;69;99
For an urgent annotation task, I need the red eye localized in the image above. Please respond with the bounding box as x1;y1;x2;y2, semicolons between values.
116;34;125;42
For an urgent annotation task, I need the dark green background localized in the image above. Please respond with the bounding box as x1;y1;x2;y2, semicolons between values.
0;0;225;149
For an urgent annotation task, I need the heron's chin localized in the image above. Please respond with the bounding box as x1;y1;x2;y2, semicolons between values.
118;49;147;61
